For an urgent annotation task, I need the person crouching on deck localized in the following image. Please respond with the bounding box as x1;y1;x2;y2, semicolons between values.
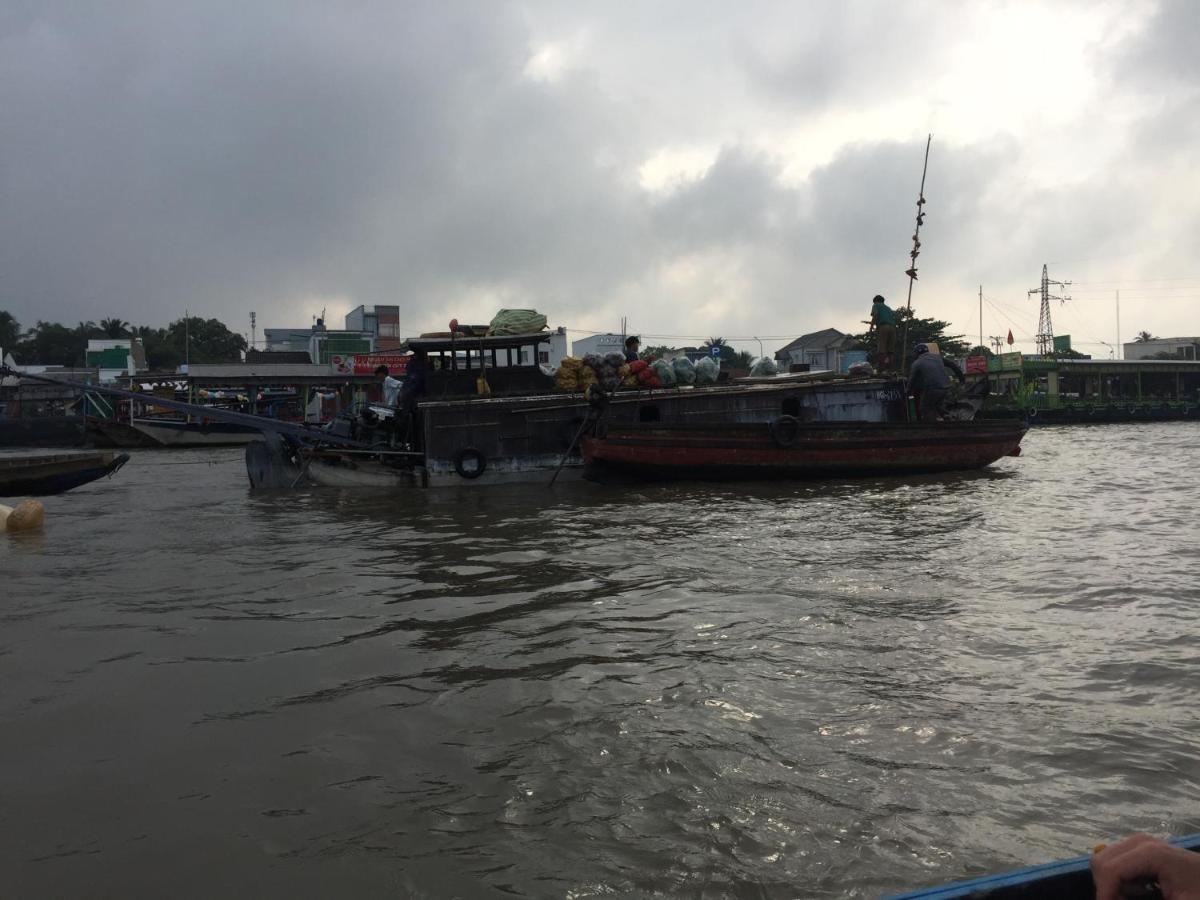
907;344;965;421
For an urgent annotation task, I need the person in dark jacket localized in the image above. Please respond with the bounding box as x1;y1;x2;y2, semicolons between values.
907;344;965;421
870;295;898;371
624;336;641;363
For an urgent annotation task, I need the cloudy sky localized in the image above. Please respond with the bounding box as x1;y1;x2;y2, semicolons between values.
2;0;1198;357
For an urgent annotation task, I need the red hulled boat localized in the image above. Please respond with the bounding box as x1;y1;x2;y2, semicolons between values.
582;418;1026;482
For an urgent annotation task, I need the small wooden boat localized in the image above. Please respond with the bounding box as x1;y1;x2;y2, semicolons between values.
888;832;1200;898
130;416;264;447
0;450;129;496
583;418;1027;482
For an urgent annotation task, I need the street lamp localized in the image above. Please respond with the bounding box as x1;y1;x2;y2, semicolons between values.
1098;340;1115;359
753;336;764;359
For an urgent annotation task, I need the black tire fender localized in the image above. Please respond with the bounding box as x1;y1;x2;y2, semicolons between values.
454;447;487;479
769;415;800;448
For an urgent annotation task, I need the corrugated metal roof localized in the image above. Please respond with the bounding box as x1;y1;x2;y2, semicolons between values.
187;364;335;378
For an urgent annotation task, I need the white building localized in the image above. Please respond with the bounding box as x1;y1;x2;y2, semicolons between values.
85;339;148;383
1124;337;1200;361
516;327;568;368
571;333;626;359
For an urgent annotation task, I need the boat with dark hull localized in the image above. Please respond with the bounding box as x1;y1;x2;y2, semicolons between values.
128;415;264;447
5;343;1002;491
582;418;1026;483
0;450;130;496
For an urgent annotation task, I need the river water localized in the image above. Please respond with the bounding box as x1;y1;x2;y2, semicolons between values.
2;423;1199;898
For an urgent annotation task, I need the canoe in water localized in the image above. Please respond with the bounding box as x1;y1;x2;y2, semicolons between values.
0;450;129;496
888;833;1200;898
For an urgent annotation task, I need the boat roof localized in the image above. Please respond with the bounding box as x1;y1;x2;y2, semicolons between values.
404;332;553;353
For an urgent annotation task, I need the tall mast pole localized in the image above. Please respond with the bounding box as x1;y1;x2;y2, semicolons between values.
899;134;932;372
979;285;983;353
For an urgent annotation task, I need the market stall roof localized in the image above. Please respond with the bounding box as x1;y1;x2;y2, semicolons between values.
164;363;380;386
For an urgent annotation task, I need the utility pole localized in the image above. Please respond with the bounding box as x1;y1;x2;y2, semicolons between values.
989;335;1005;355
978;285;983;352
1027;264;1071;356
249;311;256;351
1115;290;1121;359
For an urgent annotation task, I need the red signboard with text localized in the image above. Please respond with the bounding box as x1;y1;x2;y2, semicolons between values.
965;355;988;375
331;354;410;376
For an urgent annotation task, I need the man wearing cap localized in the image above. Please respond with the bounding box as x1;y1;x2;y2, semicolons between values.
624;336;641;363
907;343;965;421
870;295;898;371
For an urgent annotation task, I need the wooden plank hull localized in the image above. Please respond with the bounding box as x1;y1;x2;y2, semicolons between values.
583;421;1027;482
0;450;129;496
131;418;264;447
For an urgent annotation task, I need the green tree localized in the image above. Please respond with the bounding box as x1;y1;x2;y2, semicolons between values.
851;308;969;359
729;349;755;369
0;311;20;350
99;318;131;338
164;316;247;364
134;325;182;371
639;344;677;360
1134;330;1157;343
14;321;89;366
966;344;995;358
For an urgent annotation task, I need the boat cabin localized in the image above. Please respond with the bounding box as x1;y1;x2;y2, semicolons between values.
407;332;557;399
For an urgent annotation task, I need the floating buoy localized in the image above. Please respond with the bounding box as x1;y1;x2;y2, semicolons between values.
1;500;46;533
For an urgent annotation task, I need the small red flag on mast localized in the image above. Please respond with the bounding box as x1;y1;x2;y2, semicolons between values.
1006;329;1014;346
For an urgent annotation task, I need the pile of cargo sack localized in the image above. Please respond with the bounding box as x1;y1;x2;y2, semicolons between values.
553;353;720;392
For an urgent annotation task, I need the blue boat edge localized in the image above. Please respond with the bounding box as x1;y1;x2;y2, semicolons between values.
887;832;1200;898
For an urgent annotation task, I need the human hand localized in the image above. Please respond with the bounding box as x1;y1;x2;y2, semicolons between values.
1092;833;1200;900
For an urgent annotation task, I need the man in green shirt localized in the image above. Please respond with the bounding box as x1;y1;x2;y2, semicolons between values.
870;294;898;371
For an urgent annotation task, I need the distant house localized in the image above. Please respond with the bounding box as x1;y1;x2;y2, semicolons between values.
773;328;859;372
85;338;148;383
345;305;403;351
263;322;375;365
572;333;626;358
1123;337;1200;361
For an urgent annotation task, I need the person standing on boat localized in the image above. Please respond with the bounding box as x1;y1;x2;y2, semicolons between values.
870;295;898;371
624;336;641;363
375;365;403;408
907;344;965;421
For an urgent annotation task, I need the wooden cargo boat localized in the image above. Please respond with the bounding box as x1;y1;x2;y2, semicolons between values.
0;450;129;496
582;418;1026;482
887;832;1200;898
247;332;921;489
130;415;264;447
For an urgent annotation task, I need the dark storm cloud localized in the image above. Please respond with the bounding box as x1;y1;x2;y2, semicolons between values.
0;1;1193;347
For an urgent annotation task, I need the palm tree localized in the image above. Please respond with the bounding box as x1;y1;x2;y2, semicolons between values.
0;310;19;348
1134;330;1157;343
99;317;131;338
